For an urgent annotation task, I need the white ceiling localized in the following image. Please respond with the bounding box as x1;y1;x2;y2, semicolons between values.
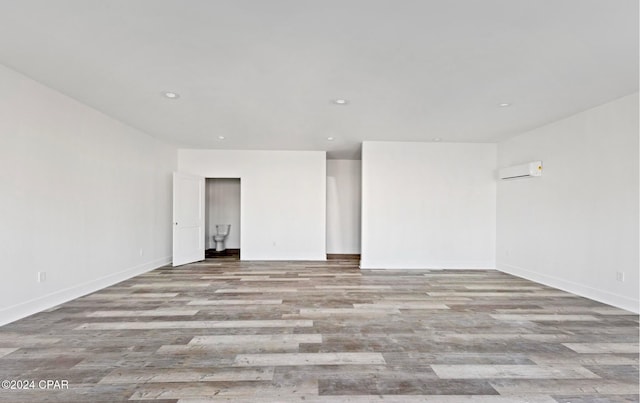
0;1;637;159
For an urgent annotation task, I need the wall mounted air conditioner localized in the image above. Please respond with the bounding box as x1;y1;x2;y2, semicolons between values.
499;161;543;179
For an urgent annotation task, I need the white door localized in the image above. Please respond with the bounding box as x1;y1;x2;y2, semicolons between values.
172;172;205;266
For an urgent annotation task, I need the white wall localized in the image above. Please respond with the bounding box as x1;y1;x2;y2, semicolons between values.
361;141;496;269
178;149;326;260
497;93;639;313
0;64;176;325
205;178;241;249
326;160;361;254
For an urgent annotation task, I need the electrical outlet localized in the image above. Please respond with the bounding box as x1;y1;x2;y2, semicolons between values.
616;271;625;282
139;248;144;257
37;272;46;283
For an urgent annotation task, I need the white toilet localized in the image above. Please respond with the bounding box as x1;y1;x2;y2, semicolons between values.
213;224;230;252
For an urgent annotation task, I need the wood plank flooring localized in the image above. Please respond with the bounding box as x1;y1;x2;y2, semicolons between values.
0;260;638;402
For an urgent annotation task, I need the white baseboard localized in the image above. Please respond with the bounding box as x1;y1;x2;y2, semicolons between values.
359;261;496;270
0;256;171;326
498;262;639;314
241;256;328;261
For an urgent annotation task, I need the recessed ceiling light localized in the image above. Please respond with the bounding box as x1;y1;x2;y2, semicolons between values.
433;137;442;142
332;99;349;105
327;137;335;141
499;103;511;107
162;91;180;99
218;136;225;140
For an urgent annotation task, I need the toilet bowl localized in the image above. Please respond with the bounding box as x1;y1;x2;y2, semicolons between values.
213;224;230;252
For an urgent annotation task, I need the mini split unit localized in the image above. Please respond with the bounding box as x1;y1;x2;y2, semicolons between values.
499;161;543;180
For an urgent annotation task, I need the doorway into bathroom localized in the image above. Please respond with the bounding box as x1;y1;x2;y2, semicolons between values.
204;178;241;260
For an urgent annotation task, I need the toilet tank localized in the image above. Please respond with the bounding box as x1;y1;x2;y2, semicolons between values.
215;224;230;236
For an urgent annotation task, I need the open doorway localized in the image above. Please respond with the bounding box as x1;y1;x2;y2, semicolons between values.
205;178;240;260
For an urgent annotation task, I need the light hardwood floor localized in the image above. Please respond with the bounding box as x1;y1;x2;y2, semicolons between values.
0;259;638;402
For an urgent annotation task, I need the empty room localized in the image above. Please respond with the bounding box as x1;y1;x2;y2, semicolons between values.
0;1;638;402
